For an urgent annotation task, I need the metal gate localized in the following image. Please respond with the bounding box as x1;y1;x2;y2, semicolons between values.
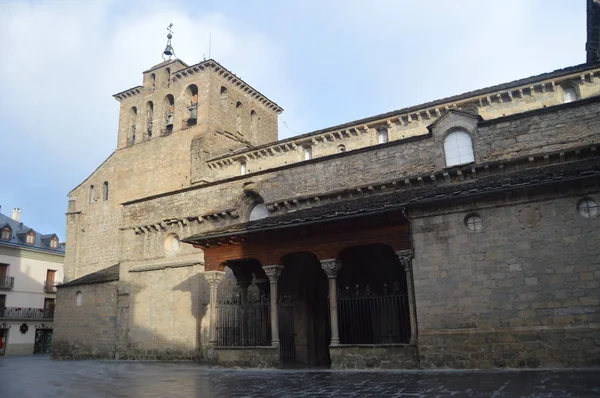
216;293;270;347
278;295;295;364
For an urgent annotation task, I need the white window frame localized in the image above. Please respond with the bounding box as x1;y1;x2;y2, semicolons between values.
443;130;475;167
563;87;577;103
303;146;312;161
377;128;389;144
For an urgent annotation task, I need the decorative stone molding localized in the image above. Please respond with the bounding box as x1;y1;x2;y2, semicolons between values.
320;258;341;279
395;250;413;272
205;270;225;286
263;265;284;283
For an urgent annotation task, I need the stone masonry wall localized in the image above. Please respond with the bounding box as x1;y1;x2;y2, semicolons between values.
52;282;118;359
410;184;600;368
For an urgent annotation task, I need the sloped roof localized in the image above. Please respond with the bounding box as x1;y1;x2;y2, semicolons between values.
184;156;600;243
58;264;120;287
0;211;65;254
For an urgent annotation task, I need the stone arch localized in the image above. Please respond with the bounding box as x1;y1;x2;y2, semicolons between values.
236;185;268;222
236;101;243;133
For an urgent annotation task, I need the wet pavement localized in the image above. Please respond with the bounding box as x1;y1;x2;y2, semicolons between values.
0;356;599;397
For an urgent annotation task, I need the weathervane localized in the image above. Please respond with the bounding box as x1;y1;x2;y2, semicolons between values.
162;23;176;60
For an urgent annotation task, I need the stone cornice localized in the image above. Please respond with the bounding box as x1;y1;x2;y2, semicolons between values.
206;66;600;170
112;86;143;102
124;208;239;234
0;244;64;263
172;59;283;113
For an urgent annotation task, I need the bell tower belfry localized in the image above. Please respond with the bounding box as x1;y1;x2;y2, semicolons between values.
112;24;283;184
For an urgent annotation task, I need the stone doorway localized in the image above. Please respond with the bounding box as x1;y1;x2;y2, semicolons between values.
279;252;330;368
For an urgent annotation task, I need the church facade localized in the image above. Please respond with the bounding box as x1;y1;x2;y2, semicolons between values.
53;4;600;369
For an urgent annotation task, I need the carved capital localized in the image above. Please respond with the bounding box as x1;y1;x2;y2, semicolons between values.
263;265;284;283
395;250;413;272
204;270;225;286
320;258;341;279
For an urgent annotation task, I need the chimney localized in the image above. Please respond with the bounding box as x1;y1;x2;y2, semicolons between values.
11;208;21;222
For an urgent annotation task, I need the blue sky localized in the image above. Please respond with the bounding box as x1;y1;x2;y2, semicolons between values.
0;0;586;240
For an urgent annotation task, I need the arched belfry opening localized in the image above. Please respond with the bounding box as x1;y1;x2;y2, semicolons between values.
164;94;175;135
146;101;154;138
186;84;199;126
129;107;138;146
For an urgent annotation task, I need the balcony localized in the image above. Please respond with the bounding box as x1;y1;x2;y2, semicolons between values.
0;276;14;290
44;280;57;293
0;307;54;320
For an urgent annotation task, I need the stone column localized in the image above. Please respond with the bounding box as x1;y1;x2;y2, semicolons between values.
205;271;225;347
263;265;284;348
396;251;417;344
320;258;342;346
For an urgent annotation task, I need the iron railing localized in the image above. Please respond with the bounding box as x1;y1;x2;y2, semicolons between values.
0;276;14;290
44;280;57;293
216;294;271;347
338;283;411;345
0;307;54;320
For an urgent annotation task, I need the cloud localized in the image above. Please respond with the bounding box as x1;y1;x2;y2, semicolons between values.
0;0;587;238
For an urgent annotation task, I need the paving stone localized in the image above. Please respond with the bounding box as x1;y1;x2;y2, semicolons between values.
1;356;599;398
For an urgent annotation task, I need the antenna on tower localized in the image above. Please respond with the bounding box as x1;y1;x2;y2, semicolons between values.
162;23;176;60
208;32;212;59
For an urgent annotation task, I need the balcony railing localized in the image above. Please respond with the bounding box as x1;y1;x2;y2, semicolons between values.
44;280;57;293
0;276;14;290
0;307;54;320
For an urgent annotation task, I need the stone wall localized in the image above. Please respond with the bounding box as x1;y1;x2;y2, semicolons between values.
410;184;600;368
213;347;280;368
52;282;118;359
329;345;419;370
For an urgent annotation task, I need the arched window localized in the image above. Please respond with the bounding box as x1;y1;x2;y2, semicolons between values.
303;146;313;160
377;127;389;144
165;67;171;88
103;182;109;201
130;107;137;145
444;130;475;167
186;85;199;126
220;86;229;111
146;101;154;138
164;95;175;134
89;185;95;204
250;110;257;137
236;102;243;133
240;161;247;175
76;291;83;306
563;87;577;103
150;73;156;92
249;203;269;221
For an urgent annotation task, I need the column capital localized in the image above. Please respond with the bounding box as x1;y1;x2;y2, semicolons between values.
263;265;284;283
320;258;341;279
395;250;413;272
205;270;226;286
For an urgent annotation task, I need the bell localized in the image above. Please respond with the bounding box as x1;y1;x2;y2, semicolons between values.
163;44;174;57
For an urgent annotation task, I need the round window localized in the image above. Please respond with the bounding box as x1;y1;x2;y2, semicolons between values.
577;197;599;218
464;214;483;232
164;234;181;254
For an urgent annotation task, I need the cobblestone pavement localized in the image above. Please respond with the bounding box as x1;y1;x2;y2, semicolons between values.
1;356;599;398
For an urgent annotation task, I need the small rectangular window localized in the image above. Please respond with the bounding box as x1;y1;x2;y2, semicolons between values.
304;146;312;160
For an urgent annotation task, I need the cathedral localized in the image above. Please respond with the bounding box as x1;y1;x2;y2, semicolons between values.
53;2;600;369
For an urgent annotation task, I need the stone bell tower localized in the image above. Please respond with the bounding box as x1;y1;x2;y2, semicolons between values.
112;25;283;184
